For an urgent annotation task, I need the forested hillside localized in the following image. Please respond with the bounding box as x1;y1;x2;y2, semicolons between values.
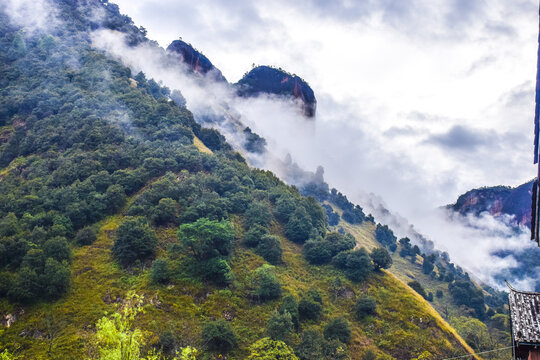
0;1;490;359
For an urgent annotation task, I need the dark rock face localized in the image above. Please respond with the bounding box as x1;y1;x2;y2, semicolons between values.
449;180;534;227
167;40;226;82
236;66;317;117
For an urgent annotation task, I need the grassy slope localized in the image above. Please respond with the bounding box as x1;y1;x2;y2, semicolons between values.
0;167;476;360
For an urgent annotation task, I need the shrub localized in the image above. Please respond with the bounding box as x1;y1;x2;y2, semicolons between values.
279;295;299;329
75;226;97;246
151;258;169;284
152;198;177;225
436;290;443;298
177;218;234;260
247;338;298;360
325;232;355;255
355;296;377;319
113;217;157;266
255;235;282;265
267;310;293;342
332;248;373;281
296;330;323;360
408;281;427;299
43;237;71;263
370;247;392;270
299;289;323;321
285;207;313;244
323;317;351;344
427;292;434;302
253;265;282;302
245;200;273;228
202;320;237;352
42;258;70;300
303;239;332;265
243;224;268;248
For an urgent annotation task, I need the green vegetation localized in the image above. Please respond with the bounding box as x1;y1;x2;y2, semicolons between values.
201;319;238;352
113;217;158;266
247;338;298;360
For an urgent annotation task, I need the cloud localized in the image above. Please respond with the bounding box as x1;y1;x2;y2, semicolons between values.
1;0;60;35
424;125;493;151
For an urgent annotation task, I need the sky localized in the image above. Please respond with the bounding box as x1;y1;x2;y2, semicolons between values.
105;0;540;288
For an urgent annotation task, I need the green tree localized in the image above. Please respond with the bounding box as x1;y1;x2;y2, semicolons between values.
243;224;268;248
267;310;293;342
255;234;282;265
41;258;70;300
285;207;312;244
152;198;177;225
151;258;169;284
303;239;332;265
279;295;299;330
252;265;282;302
296;330;323;360
75;226;97;246
113;217;158;266
323;317;351;344
201;319;237;352
355;296;377;319
408;281;427;299
177;218;234;260
370;247;392;270
247;338;298;360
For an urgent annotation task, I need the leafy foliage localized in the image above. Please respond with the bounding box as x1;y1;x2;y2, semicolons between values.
323;317;351;344
355;295;377;319
370;247;392;270
247;338;298;360
112;217;157;266
201;320;237;352
267;310;293;342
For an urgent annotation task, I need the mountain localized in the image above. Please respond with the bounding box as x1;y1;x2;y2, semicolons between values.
448;180;534;228
167;39;226;82
0;0;504;359
236;65;317;117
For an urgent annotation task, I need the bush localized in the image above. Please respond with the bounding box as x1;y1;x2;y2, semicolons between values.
299;289;323;321
202;320;237;352
323;317;351;344
296;330;323;360
427;292;434;302
253;265;282;302
355;296;377;319
332;248;373;281
151;258;169;284
370;247;392;270
43;237;71;263
245;200;273;228
279;295;299;329
408;281;427;299
325;232;355;255
75;226;97;246
436;290;443;298
255;235;282;265
374;223;397;248
247;338;298;360
177;218;234;260
285;207;313;244
303;239;332;265
112;217;157;266
267;310;293;342
152;198;177;225
243;224;268;248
